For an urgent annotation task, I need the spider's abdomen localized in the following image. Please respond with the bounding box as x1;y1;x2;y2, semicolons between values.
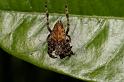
51;21;66;42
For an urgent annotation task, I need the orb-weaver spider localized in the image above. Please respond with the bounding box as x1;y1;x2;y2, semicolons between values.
45;1;74;59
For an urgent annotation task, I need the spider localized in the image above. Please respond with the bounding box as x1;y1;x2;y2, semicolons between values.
45;2;74;59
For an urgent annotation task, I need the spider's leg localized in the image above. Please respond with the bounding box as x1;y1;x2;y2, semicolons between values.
45;1;52;33
60;55;65;59
67;51;74;57
65;2;70;35
48;48;57;58
46;34;51;41
47;43;57;58
66;35;71;43
70;51;74;55
47;35;57;58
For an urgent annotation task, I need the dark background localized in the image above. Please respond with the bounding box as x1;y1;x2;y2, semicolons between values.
0;48;86;82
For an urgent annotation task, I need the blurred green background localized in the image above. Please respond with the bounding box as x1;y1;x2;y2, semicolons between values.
0;0;124;17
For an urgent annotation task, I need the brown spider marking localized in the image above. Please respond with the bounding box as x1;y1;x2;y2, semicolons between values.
45;2;74;59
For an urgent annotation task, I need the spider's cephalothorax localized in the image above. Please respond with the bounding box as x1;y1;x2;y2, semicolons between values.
45;2;74;59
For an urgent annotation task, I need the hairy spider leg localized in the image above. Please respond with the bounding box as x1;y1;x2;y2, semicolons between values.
66;35;71;42
48;46;57;58
65;2;74;57
47;34;57;58
65;2;70;35
45;1;52;33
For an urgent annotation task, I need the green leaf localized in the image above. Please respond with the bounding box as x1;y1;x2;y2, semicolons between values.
1;0;124;82
1;11;124;82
